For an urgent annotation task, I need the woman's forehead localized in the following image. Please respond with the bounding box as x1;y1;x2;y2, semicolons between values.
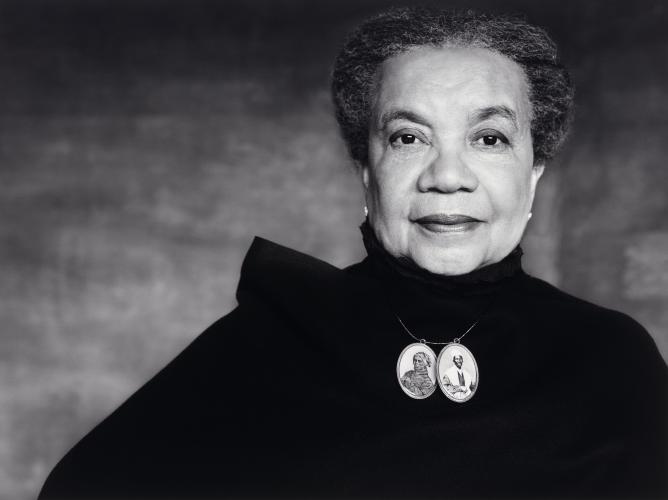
373;45;531;126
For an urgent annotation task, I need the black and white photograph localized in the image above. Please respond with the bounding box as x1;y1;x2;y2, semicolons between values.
396;343;437;399
437;344;479;402
1;0;667;499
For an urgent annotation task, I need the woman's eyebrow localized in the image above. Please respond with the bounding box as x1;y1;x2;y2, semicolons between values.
378;109;431;130
470;105;519;130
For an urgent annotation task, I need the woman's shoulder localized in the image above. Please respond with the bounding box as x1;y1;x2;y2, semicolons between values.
521;273;641;324
236;236;362;302
519;273;665;366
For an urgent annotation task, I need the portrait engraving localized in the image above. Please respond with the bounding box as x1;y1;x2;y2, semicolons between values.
396;344;437;399
437;344;479;403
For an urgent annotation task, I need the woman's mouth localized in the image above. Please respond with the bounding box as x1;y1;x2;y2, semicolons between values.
413;214;482;233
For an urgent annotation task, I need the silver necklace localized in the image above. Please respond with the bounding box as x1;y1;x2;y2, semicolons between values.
396;316;480;402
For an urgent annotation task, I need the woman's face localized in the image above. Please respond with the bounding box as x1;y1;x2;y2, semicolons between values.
363;46;543;275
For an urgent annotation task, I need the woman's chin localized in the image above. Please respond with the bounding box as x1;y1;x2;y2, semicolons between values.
404;227;491;275
408;246;487;276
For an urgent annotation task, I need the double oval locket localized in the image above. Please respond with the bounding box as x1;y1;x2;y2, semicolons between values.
397;342;479;402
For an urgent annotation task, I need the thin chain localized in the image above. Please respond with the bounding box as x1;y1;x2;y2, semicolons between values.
395;315;480;345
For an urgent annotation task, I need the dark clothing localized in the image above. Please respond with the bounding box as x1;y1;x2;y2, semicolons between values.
40;235;668;499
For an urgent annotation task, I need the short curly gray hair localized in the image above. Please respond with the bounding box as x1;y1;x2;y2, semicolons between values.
331;7;574;167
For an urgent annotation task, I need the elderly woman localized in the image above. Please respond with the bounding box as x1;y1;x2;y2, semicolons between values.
40;7;666;499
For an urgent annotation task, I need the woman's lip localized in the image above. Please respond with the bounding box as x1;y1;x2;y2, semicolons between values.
417;222;481;234
414;214;482;224
413;214;482;234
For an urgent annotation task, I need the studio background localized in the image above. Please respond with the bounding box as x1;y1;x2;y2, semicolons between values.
1;0;666;498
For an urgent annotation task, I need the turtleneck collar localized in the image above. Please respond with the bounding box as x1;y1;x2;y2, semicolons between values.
359;220;524;295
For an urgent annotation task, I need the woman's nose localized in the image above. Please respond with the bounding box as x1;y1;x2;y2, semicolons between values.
417;147;479;193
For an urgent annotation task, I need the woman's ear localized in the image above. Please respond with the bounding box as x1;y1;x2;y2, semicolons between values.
530;163;545;200
358;162;370;190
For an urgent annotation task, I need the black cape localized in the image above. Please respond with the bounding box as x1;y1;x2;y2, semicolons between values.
39;236;668;499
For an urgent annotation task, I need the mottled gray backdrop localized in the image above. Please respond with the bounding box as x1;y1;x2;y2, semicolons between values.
1;0;667;498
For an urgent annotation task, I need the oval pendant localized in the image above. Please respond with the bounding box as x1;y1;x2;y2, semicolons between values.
436;343;479;403
397;343;438;399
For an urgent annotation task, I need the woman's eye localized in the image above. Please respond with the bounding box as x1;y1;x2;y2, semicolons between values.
390;133;423;147
474;132;510;148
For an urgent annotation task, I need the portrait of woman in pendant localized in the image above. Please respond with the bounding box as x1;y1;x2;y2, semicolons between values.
397;345;437;399
39;6;667;500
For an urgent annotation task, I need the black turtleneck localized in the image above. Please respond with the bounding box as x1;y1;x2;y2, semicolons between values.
359;219;524;290
40;235;667;499
357;220;524;343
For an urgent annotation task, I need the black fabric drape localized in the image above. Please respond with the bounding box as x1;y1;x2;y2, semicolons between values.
39;237;668;499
